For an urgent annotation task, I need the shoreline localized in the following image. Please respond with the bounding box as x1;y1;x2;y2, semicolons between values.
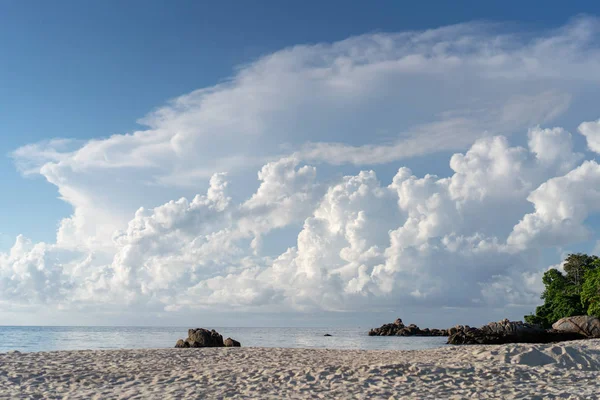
1;346;450;355
1;340;599;398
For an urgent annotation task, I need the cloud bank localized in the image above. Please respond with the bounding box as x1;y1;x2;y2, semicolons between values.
4;17;600;324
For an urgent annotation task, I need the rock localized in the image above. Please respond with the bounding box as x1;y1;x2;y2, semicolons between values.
186;339;202;348
187;328;224;347
430;329;448;336
224;338;241;347
323;334;332;337
552;316;600;338
175;328;240;348
368;318;449;337
447;319;586;345
447;325;465;336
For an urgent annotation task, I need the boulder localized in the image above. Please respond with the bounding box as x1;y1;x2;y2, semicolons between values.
224;337;241;347
447;325;467;336
187;328;224;347
174;328;241;348
447;319;586;345
552;316;600;338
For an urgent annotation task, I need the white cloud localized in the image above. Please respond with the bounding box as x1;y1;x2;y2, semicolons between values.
508;160;600;249
4;18;600;323
14;18;600;224
238;157;319;242
4;124;592;318
528;126;583;174
579;119;600;154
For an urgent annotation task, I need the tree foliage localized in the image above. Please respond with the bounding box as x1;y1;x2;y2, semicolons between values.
525;253;600;328
563;253;598;293
581;263;600;317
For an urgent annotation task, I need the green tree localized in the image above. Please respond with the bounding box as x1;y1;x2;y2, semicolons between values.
581;262;600;317
534;268;584;327
563;253;599;293
524;253;600;328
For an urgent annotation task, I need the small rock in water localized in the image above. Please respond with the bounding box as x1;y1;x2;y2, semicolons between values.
324;334;332;337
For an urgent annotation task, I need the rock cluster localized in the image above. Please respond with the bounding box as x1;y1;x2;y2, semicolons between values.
447;319;585;345
368;318;448;337
369;317;596;345
175;328;241;348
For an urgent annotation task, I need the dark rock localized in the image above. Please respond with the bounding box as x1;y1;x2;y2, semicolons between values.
368;317;449;337
552;316;600;338
323;334;332;337
187;328;224;347
447;319;586;345
430;329;448;336
175;328;240;348
447;326;460;336
224;337;241;347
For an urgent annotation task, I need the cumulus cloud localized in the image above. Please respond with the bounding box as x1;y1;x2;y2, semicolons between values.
4;18;600;323
579;119;600;154
508;160;600;249
4;122;598;319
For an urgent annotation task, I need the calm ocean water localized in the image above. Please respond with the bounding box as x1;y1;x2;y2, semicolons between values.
0;326;448;353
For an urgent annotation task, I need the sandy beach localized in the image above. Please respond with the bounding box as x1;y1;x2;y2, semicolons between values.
1;340;599;399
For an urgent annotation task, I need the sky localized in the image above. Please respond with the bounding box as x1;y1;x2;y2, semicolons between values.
2;1;600;327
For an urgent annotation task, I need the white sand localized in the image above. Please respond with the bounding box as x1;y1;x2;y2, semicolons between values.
1;340;600;399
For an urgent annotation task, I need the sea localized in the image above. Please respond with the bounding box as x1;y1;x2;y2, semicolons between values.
0;326;448;353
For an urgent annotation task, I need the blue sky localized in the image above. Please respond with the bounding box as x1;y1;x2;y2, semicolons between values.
2;1;600;326
2;0;600;246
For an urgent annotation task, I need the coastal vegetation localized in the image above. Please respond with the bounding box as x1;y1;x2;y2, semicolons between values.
369;253;600;345
525;253;600;328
